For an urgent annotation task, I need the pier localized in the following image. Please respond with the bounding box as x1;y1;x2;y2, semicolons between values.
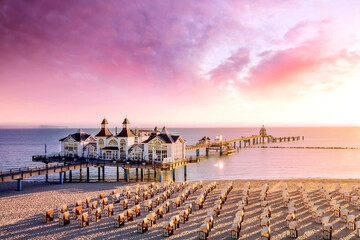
186;134;303;158
0;157;189;190
0;125;303;191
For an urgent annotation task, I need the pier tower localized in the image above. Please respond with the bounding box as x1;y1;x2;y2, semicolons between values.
95;118;113;157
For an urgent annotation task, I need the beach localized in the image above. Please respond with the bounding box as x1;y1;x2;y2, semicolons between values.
1;178;360;239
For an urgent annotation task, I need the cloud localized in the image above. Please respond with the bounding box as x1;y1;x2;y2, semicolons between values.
207;48;250;84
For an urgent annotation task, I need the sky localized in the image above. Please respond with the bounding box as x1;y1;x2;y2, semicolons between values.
1;0;360;128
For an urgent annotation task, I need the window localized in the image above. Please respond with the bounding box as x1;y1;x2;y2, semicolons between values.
109;139;118;146
120;139;126;158
99;139;104;148
148;139;167;161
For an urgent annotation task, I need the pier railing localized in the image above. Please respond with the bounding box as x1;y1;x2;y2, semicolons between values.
1;156;190;183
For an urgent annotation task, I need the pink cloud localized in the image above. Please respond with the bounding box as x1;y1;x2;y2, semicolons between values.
207;48;250;83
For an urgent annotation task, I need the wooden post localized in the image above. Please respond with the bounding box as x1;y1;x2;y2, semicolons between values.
64;171;67;182
116;166;120;182
59;172;63;184
172;169;176;182
45;163;48;182
124;168;129;182
98;167;101;181
206;148;209;156
196;149;200;157
87;167;90;182
69;170;72;183
17;179;22;191
141;168;144;181
219;146;223;156
102;166;105;181
159;171;163;183
79;168;82;182
184;165;187;181
154;170;157;179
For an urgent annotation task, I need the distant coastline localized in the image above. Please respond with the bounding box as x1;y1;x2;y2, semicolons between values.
39;125;69;129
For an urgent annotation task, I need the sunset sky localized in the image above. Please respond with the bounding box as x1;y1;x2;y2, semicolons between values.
1;0;360;128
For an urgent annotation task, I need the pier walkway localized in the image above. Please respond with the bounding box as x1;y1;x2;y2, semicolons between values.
0;133;303;191
186;134;303;155
0;156;189;190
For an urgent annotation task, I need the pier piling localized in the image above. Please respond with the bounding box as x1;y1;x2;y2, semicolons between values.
172;169;176;181
184;165;187;181
59;172;63;184
124;168;129;182
69;170;72;183
116;166;120;182
87;167;90;182
17;179;22;191
141;168;144;181
102;166;105;181
159;171;163;182
79;168;82;182
97;167;101;181
45;163;48;182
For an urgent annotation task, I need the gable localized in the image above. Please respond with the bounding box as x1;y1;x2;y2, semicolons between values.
175;136;185;143
148;137;166;145
64;136;76;142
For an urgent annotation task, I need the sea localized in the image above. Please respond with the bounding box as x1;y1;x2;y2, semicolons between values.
1;127;360;182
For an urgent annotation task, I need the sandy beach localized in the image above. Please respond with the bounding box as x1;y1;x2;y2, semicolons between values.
1;178;360;240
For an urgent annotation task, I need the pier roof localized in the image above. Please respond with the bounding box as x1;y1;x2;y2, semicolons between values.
143;132;183;144
117;127;135;137
95;128;113;137
59;129;94;142
96;118;113;137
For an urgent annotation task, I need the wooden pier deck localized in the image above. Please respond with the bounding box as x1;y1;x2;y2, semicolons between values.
0;156;190;191
185;134;302;151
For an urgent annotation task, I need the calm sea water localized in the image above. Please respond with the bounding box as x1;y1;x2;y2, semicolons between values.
1;127;360;182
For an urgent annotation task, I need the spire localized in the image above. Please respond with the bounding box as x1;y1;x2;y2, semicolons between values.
260;125;267;137
160;126;169;135
117;117;135;137
101;118;108;125
95;118;113;137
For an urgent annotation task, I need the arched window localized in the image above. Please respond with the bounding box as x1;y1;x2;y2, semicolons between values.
99;139;104;149
109;139;118;146
120;139;126;152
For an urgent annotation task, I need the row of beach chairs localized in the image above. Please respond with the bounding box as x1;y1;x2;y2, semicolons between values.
162;182;201;237
195;182;217;210
43;181;189;227
199;182;233;240
116;182;193;231
135;182;199;236
230;182;250;239
260;183;271;240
